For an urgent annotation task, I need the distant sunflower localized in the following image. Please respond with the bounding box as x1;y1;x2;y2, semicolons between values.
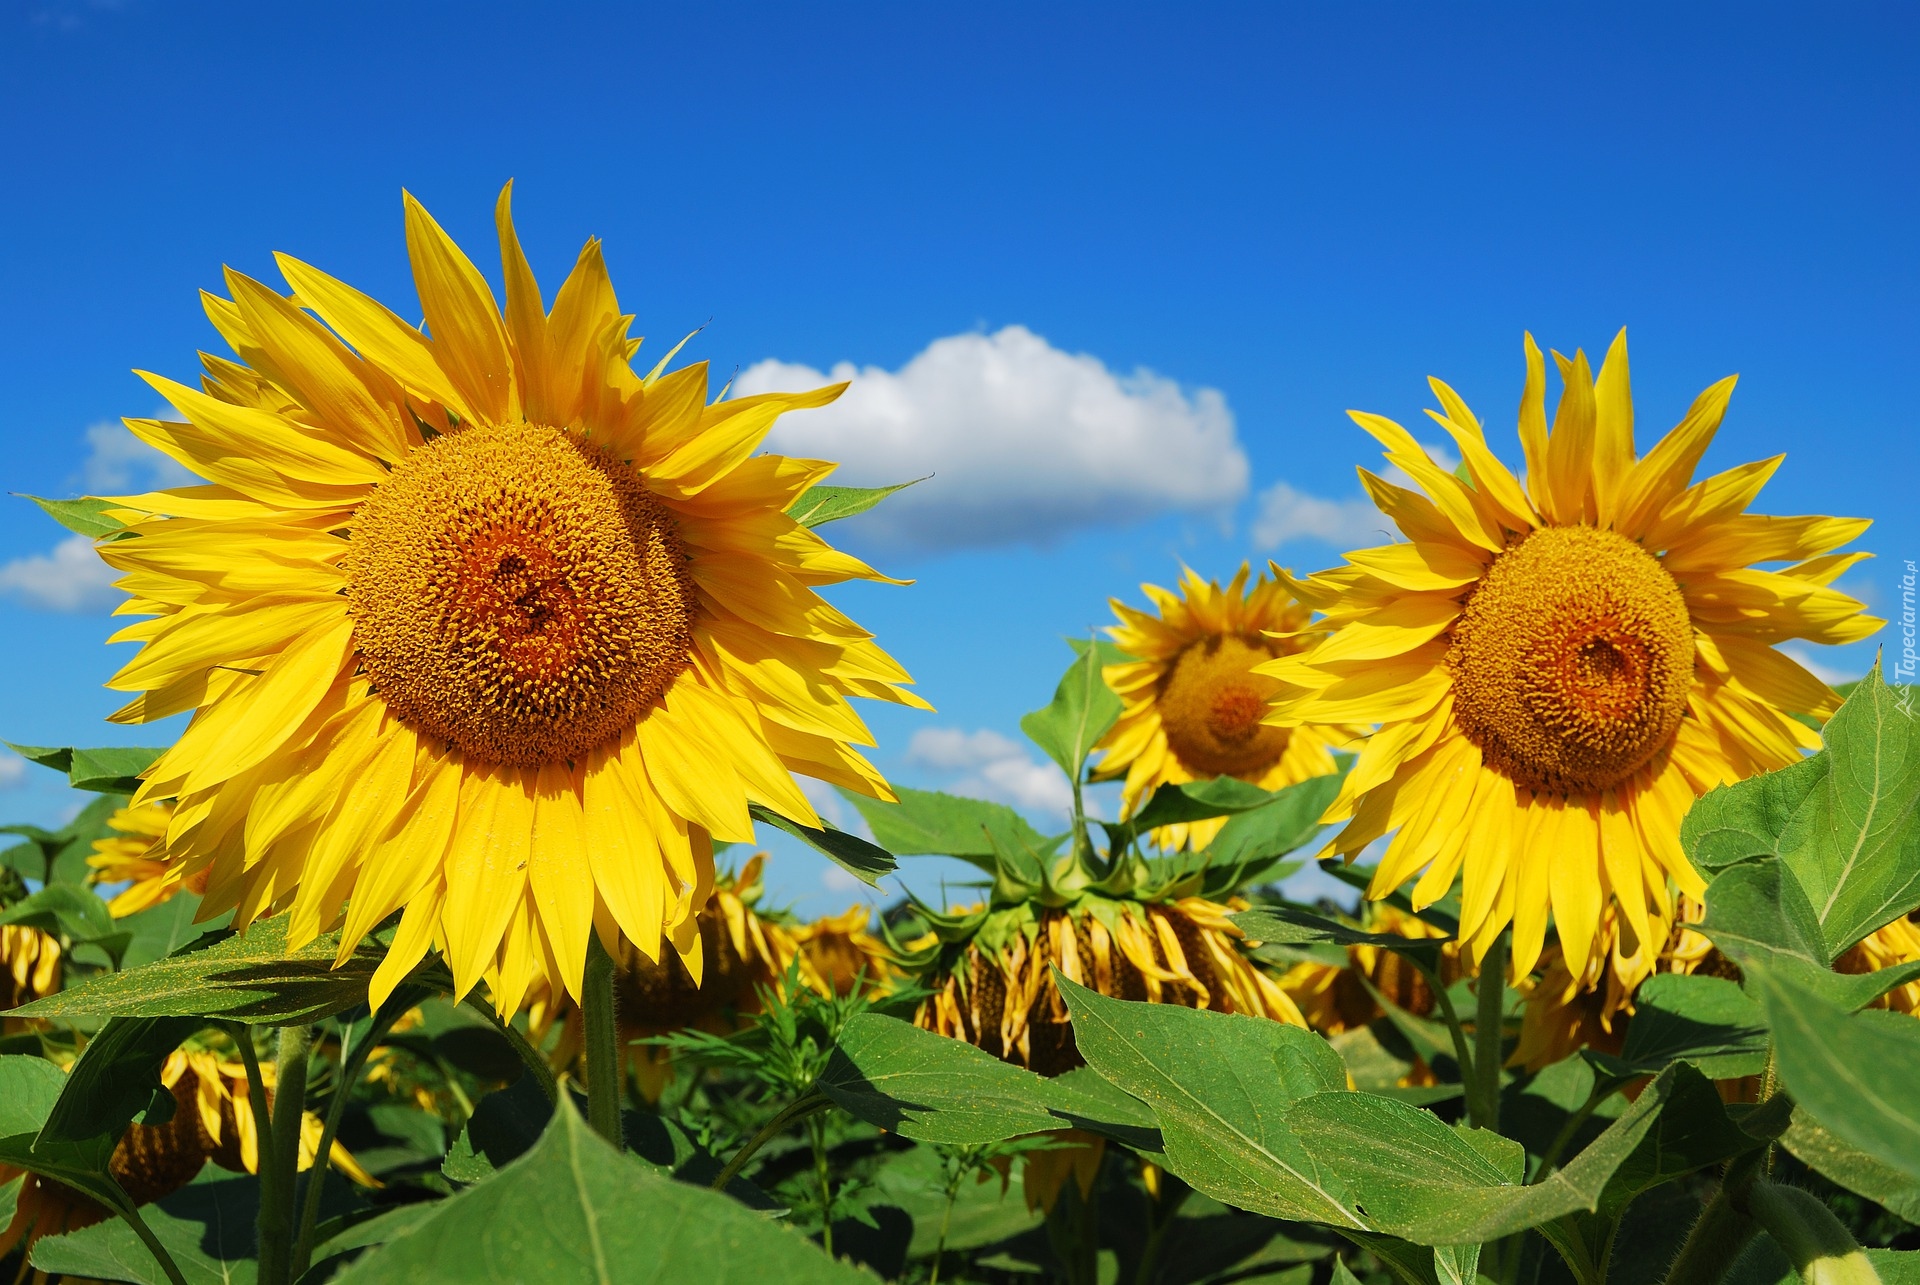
0;923;60;1032
1094;565;1354;850
1265;332;1879;980
86;801;202;917
95;185;918;1013
1277;903;1466;1038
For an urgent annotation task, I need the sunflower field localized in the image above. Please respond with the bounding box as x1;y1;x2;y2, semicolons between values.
4;189;1919;1285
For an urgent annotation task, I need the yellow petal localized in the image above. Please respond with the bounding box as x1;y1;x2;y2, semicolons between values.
403;191;514;425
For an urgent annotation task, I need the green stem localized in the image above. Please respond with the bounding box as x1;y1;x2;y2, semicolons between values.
289;1002;412;1279
116;1196;190;1285
1747;1181;1879;1284
1133;1177;1190;1285
930;1172;960;1285
811;1112;834;1258
710;1092;831;1191
227;1026;279;1280
1411;953;1478;1095
462;993;559;1104
1662;1155;1763;1285
1473;931;1509;1135
582;933;623;1150
258;1024;313;1285
1532;1079;1622;1179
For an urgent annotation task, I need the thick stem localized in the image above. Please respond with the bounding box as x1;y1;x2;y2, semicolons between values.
1747;1182;1880;1284
711;1092;832;1191
581;933;623;1150
810;1112;834;1258
1663;1157;1763;1285
1473;931;1509;1135
289;1003;411;1279
258;1024;313;1285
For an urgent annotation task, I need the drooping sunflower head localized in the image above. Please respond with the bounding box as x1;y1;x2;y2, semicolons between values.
1264;331;1880;982
1094;564;1355;850
1275;902;1465;1039
0;923;61;1028
85;800;200;918
908;894;1305;1075
95;185;920;1012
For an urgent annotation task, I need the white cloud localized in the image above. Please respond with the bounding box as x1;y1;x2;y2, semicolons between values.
1252;441;1462;552
0;534;120;613
738;326;1249;550
0;754;26;792
1778;642;1859;686
78;419;197;494
905;727;1073;818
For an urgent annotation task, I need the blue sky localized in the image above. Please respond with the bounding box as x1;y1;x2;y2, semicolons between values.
2;2;1914;914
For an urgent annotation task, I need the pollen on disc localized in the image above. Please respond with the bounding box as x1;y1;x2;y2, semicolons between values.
347;421;695;767
1448;524;1693;795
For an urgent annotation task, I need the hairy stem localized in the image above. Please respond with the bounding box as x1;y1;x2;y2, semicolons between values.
462;992;559;1104
582;933;623;1150
1663;1156;1763;1285
711;1092;832;1192
258;1024;313;1285
117;1196;190;1285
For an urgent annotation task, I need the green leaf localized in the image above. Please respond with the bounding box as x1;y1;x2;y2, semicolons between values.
1777;663;1920;955
1129;776;1279;833
26;495;128;540
39;1016;200;1149
1232;906;1451;955
1204;772;1343;867
1053;970;1362;1227
1682;753;1828;873
1;741;166;795
1697;857;1920;1007
747;803;896;888
785;478;923;528
117;894;230;973
1782;1108;1920;1222
0;882;116;943
0;1053;67;1135
817;1012;1077;1145
1745;956;1920;1182
31;1174;261;1285
836;784;1049;863
336;1094;868;1284
1283;1065;1690;1245
0;1060;125;1218
7;914;395;1025
1609;973;1768;1077
1021;639;1124;780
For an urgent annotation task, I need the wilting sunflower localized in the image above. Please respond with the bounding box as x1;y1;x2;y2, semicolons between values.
1094;565;1354;850
907;881;1304;1075
86;800;202;917
94;185;918;1013
524;854;881;1100
1277;902;1466;1037
1264;332;1879;980
0;923;60;1033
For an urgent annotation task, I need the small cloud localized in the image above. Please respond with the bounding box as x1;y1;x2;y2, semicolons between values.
1778;642;1859;686
1380;439;1461;490
0;754;27;791
905;727;1073;818
739;326;1249;551
821;864;868;894
78;420;197;494
1250;481;1392;552
0;534;119;613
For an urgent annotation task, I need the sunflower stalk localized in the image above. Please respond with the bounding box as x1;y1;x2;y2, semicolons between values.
257;1023;313;1285
581;933;624;1150
710;1091;832;1192
1470;931;1508;1135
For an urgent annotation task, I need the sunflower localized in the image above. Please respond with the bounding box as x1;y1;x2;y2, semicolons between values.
1094;565;1355;850
86;800;203;917
790;901;896;998
1263;332;1880;981
1;923;60;1015
94;185;919;1014
910;893;1304;1076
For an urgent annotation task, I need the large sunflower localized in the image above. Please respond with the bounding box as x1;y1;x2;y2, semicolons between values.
1263;332;1879;980
96;186;919;1013
1093;564;1354;850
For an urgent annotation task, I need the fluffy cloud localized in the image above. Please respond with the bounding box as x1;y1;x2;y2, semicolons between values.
905;727;1073;818
0;534;120;613
1778;642;1857;686
0;754;26;792
1251;440;1462;552
738;326;1248;551
79;420;197;494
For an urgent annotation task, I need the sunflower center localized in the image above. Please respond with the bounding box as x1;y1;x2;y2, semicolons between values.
348;422;694;767
1448;525;1693;794
1157;636;1291;779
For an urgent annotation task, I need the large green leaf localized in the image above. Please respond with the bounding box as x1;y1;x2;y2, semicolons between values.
7;914;392;1025
1696;858;1920;1008
38;1016;200;1148
1282;1065;1691;1245
1203;771;1343;870
836;784;1050;863
1607;973;1768;1077
1745;957;1920;1182
1778;665;1920;955
336;1094;868;1284
31;1174;260;1285
817;1012;1078;1145
785;478;922;528
1129;776;1279;833
116;893;230;973
1021;639;1124;780
1682;666;1920;957
0;1055;126;1220
748;804;896;888
0;1053;67;1135
1054;971;1362;1227
1782;1108;1920;1222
